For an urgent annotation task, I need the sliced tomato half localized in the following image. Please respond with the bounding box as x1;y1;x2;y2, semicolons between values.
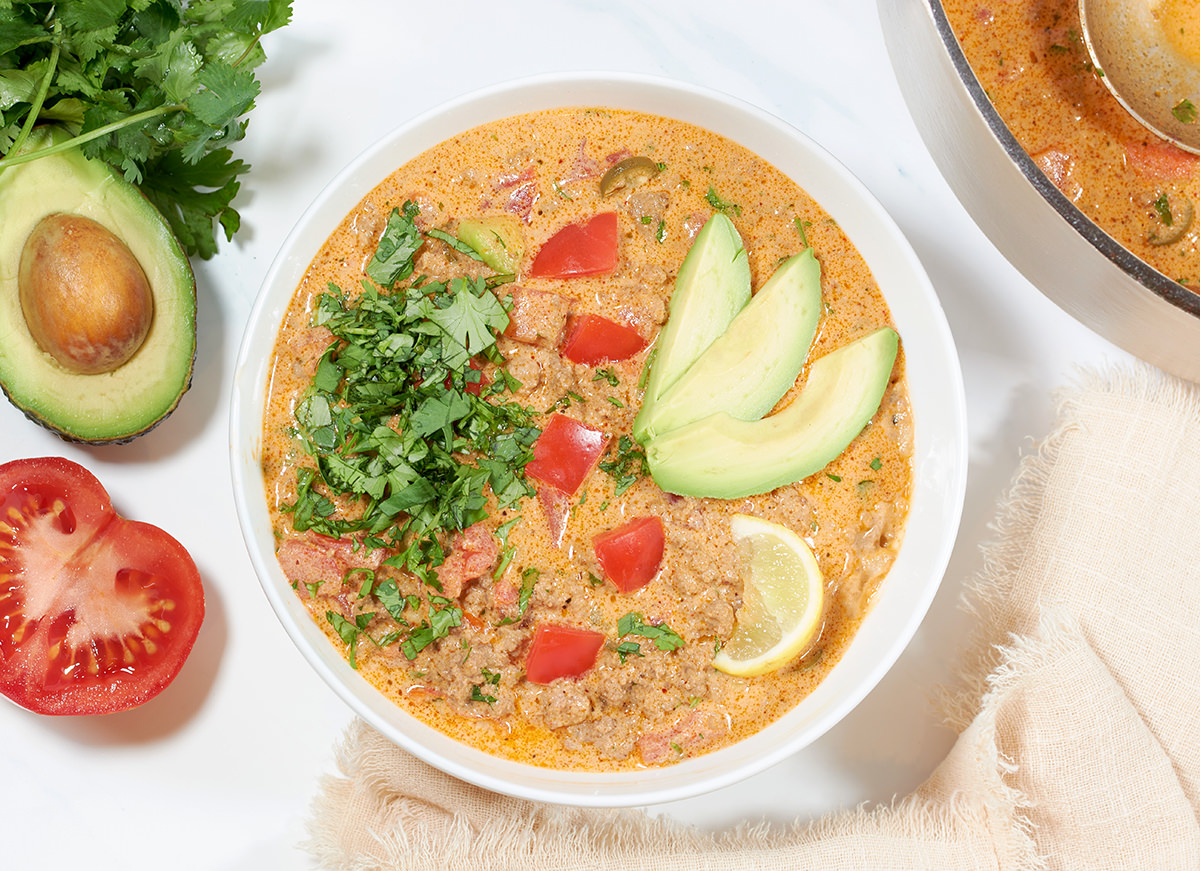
524;623;606;684
593;515;665;593
0;457;205;715
524;413;609;496
528;212;619;278
560;314;647;365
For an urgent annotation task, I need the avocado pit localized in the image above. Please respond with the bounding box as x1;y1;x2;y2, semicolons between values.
18;212;154;375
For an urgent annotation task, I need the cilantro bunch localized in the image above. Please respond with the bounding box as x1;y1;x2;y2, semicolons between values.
0;0;293;258
285;203;540;588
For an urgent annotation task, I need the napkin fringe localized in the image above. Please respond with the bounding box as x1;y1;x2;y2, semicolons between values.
307;716;1044;871
940;362;1200;730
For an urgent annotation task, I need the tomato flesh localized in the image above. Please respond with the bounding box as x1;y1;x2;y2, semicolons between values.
524;413;609;496
593;515;666;593
524;623;606;684
560;314;647;365
528;212;619;278
0;457;204;715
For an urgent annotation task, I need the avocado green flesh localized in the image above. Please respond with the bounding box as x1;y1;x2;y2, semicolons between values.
634;248;822;443
0;127;196;443
457;216;523;274
645;326;899;499
633;212;749;442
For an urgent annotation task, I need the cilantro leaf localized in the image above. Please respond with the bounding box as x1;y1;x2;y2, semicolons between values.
0;0;293;259
617;612;685;652
284;201;540;599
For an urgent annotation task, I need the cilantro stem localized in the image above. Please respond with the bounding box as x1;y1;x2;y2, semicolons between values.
5;19;61;163
0;103;187;171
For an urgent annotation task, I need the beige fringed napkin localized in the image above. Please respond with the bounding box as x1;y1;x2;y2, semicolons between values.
305;363;1200;870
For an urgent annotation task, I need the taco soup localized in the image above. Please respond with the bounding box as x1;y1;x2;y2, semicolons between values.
260;106;911;770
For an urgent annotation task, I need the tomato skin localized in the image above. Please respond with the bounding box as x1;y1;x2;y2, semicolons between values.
0;457;204;715
528;212;619;278
560;314;647;365
524;623;606;684
524;413;609;496
593;515;666;593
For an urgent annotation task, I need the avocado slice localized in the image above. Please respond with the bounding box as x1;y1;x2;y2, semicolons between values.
633;212;750;443
457;215;524;274
645;326;899;499
0;127;196;444
633;248;822;442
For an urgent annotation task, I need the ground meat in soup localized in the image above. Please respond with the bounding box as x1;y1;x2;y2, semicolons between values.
944;0;1200;288
260;107;912;770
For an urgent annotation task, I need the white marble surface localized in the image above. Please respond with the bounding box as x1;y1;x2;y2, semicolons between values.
0;1;1134;868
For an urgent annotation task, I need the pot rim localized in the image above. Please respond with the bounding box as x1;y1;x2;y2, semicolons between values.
924;0;1200;317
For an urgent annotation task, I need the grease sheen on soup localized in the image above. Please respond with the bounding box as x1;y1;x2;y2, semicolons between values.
261;107;912;770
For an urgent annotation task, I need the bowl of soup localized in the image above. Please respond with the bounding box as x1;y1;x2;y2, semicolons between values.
230;72;967;806
880;0;1200;382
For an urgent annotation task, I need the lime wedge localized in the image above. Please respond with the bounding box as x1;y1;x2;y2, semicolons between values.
713;514;825;677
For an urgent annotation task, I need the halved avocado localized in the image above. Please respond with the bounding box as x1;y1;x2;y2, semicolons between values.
633;248;822;442
645;326;900;499
0;127;196;444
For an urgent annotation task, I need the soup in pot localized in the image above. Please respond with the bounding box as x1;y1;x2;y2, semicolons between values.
945;0;1200;288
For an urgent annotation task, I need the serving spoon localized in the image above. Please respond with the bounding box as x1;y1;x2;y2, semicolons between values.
1079;0;1200;154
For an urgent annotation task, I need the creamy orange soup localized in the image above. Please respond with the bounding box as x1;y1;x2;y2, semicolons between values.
261;107;911;769
945;0;1200;286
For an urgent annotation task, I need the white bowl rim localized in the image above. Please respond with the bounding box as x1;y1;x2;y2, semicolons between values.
230;70;968;807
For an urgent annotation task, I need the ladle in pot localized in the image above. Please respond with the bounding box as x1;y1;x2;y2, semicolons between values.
1079;0;1200;154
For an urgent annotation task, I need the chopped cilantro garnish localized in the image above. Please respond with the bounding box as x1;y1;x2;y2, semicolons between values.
794;217;812;248
284;202;541;662
593;367;619;386
470;669;501;704
326;611;374;668
401;606;463;660
498;567;538;625
598;435;649;496
1173;99;1198;125
615;640;643;663
427;227;485;261
705;185;742;217
617;611;684;652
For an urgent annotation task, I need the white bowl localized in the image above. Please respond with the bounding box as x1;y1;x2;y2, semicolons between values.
230;72;968;807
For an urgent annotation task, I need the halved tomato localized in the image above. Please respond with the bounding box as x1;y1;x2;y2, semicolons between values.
524;623;606;684
560;314;647;365
593;515;665;593
528;212;619;278
0;457;204;715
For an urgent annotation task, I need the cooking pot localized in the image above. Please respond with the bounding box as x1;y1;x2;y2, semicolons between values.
879;0;1200;382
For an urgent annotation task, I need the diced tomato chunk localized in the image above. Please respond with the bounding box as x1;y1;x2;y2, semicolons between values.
435;522;499;598
1125;138;1200;180
529;212;619;278
276;533;386;597
560;314;647;365
445;358;488;396
593;515;665;593
524;413;609;496
525;623;606;684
